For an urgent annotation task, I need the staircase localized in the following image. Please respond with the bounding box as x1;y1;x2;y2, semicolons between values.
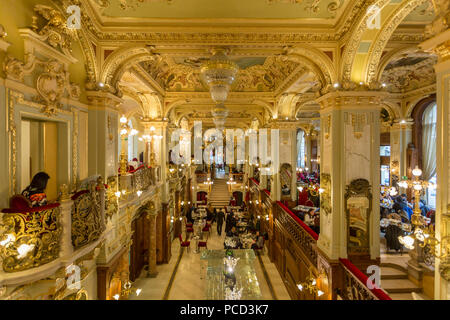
209;177;231;209
380;264;426;300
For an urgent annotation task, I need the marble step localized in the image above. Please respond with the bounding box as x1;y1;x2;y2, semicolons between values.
380;279;422;294
380;267;408;280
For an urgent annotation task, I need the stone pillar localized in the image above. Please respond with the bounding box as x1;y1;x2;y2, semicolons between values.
86;91;122;180
316;91;383;271
420;26;450;300
147;210;158;278
59;184;74;261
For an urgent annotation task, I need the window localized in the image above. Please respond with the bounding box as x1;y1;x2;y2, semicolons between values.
380;165;390;186
427;174;437;209
297;130;305;168
380;146;390;156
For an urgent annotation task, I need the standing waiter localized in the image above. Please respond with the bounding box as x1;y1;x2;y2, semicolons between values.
216;209;225;236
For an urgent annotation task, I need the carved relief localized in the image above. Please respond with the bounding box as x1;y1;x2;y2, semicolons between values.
320;173;332;216
140;55;300;93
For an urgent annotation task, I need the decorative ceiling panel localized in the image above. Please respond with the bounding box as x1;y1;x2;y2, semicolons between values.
380;50;437;94
92;0;348;20
139;55;301;93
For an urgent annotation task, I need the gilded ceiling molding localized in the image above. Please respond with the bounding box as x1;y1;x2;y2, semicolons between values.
51;0;99;88
340;0;391;83
78;0;366;42
100;45;158;93
283;45;337;88
365;0;428;85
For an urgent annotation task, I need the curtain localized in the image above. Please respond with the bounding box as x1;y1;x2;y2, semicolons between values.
297;130;305;168
422;103;437;181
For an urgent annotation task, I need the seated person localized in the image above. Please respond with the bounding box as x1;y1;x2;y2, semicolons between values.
226;226;239;237
304;209;316;227
251;231;264;250
21;172;50;207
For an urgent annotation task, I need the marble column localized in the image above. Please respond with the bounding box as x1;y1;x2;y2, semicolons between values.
86;91;122;180
147;211;158;278
420;26;450;300
316;91;383;270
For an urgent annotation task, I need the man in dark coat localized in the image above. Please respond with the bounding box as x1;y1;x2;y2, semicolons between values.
216;209;225;236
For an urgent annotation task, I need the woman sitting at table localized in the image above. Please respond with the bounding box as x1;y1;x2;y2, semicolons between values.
226;226;239;237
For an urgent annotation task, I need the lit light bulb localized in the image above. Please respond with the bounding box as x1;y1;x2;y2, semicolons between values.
333;82;340;88
318;188;325;194
297;284;303;291
135;289;142;296
120;129;128;135
122;190;126;195
136;190;143;197
130;129;138;136
317;290;324;297
113;294;120;300
120;116;127;124
398;235;415;250
297;187;303;192
413;184;422;191
115;191;121;198
311;279;316;286
412;166;422;177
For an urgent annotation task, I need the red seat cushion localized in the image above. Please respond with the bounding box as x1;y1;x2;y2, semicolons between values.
9;195;31;210
198;241;207;247
202;226;210;232
181;241;190;246
186;228;194;232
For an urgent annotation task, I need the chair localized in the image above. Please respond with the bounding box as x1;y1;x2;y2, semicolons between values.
185;217;193;228
202;225;210;239
178;234;191;252
197;240;207;251
186;227;194;234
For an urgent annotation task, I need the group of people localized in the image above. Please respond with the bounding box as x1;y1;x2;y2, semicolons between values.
296;208;320;234
381;193;432;221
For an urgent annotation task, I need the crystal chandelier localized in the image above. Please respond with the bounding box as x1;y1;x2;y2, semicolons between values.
201;48;238;104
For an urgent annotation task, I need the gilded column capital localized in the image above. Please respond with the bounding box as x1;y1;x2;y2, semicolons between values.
421;29;450;63
316;90;387;112
391;118;414;130
86;90;123;111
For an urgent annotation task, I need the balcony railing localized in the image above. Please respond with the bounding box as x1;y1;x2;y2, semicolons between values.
339;258;391;300
0;177;108;274
0;203;61;273
275;201;318;266
71;182;106;250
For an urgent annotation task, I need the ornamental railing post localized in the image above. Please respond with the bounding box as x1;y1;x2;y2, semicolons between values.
59;184;74;261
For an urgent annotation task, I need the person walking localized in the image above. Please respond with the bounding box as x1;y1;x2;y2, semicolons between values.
216;209;225;236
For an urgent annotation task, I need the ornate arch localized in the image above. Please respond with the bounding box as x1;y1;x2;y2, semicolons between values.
100;45;157;92
365;0;428;84
285;45;337;87
341;0;394;83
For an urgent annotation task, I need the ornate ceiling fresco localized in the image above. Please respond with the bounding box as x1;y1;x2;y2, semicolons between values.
139;55;304;93
380;50;437;94
91;0;348;20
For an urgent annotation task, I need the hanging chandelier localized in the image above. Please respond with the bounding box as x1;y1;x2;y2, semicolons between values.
200;48;238;104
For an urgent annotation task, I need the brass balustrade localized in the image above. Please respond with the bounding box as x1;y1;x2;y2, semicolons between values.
71;182;106;249
339;258;391;300
275;202;318;266
0;204;61;272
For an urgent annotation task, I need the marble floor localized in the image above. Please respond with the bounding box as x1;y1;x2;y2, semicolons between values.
129;225;291;300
